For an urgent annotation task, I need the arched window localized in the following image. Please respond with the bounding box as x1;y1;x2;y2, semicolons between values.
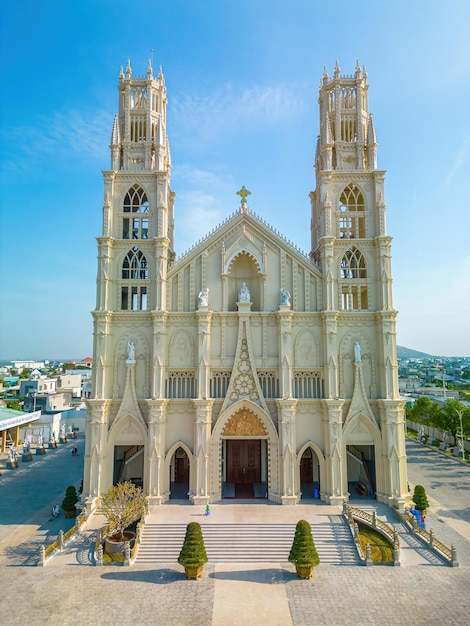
121;247;149;311
339;247;368;310
337;184;365;239
122;185;149;240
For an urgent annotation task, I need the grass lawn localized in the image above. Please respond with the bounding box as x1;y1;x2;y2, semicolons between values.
357;523;394;563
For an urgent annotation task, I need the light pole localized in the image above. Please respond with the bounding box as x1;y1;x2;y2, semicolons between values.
456;407;465;461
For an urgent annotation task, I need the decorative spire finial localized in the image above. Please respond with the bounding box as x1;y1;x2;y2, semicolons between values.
334;60;340;78
236;186;251;211
125;59;132;79
147;57;153;78
355;59;361;77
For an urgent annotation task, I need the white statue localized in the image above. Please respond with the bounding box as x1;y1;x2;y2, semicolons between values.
127;341;135;361
280;288;291;306
354;341;361;363
37;434;43;447
197;287;209;307
60;425;65;439
239;282;250;302
23;440;30;454
8;445;17;462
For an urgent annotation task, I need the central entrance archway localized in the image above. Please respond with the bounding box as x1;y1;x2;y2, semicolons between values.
224;439;264;498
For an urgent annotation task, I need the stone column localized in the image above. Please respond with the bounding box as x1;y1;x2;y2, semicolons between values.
322;399;345;505
83;400;108;512
192;400;214;505
276;399;298;504
146;399;168;505
378;399;409;512
196;307;212;400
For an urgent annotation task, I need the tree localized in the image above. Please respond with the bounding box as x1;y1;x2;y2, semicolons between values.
433;399;469;445
288;520;320;578
178;522;208;577
6;400;22;411
99;481;146;541
410;396;438;423
412;485;429;512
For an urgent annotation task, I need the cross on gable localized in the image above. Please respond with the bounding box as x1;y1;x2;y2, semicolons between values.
236;186;251;205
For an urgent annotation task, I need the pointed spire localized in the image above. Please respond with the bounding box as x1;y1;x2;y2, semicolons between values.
355;59;361;78
158;65;164;84
322;65;329;84
119;65;124;81
367;114;377;144
125;58;132;79
111;114;120;145
334;60;340;79
147;58;153;79
362;65;368;79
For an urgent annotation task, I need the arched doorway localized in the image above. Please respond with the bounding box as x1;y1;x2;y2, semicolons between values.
299;447;321;500
224;438;266;499
346;444;376;498
170;446;190;499
113;445;144;487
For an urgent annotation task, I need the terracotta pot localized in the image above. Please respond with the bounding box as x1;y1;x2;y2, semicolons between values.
295;565;314;579
104;531;135;555
64;508;76;519
184;565;204;580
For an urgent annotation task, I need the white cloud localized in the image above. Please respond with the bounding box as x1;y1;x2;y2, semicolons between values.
1;108;111;174
170;81;308;143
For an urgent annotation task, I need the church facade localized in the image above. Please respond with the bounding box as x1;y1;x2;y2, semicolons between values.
83;60;409;512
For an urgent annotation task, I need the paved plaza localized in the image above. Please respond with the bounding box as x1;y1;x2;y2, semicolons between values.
0;438;469;625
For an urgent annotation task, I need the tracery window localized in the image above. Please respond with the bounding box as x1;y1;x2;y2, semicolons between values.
120;247;149;311
293;371;324;399
337;184;365;239
123;185;149;239
166;371;197;398
339;247;368;310
258;371;279;398
210;371;231;398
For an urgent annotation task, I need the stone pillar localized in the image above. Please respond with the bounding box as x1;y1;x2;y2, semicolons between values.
83;400;108;511
146;400;168;505
322;399;345;505
196;307;212;400
378;399;409;511
276;399;298;505
192;400;214;505
277;308;293;399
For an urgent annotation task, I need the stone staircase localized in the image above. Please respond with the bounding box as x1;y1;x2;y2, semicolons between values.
135;515;361;564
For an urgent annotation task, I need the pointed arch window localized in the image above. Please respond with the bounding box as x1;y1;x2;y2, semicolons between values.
121;247;149;311
337;184;365;239
339;247;368;310
122;184;149;240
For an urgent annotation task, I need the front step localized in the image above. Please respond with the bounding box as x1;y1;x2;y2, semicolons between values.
135;517;361;564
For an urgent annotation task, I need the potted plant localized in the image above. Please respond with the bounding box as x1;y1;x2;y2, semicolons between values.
61;485;79;518
178;522;208;579
288;519;320;579
99;481;146;555
412;485;429;516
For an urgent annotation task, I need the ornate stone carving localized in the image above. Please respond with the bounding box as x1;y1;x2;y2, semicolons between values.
222;409;267;436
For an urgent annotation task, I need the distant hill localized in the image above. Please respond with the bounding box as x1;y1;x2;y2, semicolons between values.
397;346;434;360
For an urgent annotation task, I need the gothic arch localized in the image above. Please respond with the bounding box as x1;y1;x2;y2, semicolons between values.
211;399;280;500
122;183;149;213
297;440;326;497
169;329;195;367
342;412;381;445
294;329;319;367
108;413;147;447
226;248;263;276
163;440;194;496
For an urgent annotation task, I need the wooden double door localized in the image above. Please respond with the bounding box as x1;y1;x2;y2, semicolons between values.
226;439;261;484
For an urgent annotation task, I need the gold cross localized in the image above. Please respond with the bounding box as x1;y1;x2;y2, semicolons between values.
236;186;251;205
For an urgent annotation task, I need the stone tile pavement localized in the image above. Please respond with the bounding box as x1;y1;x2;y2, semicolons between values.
0;437;469;625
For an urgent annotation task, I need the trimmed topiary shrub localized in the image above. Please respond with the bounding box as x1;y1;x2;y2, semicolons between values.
178;522;208;579
412;485;429;511
288;520;320;578
61;485;79;517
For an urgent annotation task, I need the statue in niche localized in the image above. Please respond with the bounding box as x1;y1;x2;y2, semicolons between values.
198;287;209;307
354;341;361;363
23;440;30;454
239;282;250;302
280;288;291;306
127;341;135;361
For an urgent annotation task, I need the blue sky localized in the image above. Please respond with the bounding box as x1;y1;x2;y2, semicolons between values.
1;0;469;359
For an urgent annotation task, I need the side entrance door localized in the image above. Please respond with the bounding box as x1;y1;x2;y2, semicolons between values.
226;439;261;483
